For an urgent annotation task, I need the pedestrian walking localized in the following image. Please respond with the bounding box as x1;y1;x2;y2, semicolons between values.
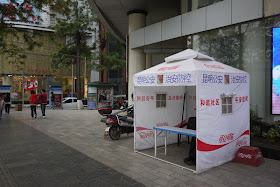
4;93;11;114
0;96;4;119
29;90;37;119
38;89;47;118
50;92;55;109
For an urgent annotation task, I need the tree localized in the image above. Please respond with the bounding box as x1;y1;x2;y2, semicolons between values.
50;0;97;99
91;23;126;83
0;0;67;69
50;0;126;98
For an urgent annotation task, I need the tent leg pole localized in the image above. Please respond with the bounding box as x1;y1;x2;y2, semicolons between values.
154;129;157;157
165;131;167;155
134;150;196;173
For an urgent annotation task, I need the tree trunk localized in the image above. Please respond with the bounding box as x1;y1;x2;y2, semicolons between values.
75;1;81;100
76;41;81;99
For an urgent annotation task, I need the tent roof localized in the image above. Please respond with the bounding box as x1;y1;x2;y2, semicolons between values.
165;49;214;62
134;49;247;77
134;49;248;86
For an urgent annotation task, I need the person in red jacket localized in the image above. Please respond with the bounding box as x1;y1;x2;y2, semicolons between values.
38;89;47;118
29;90;37;119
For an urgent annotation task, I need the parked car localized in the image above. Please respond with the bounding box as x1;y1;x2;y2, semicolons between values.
62;97;78;109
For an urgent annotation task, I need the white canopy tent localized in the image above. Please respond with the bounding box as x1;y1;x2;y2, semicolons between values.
133;49;250;173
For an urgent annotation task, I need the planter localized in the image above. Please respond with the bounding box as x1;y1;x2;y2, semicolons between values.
251;142;280;160
15;104;22;111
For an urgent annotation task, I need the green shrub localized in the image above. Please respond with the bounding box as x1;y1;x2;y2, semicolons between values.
250;109;264;138
250;109;277;144
262;122;280;143
250;109;258;119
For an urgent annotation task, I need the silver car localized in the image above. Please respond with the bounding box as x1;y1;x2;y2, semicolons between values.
62;97;78;110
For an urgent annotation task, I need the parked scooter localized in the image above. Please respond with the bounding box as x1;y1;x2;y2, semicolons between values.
113;98;128;110
104;114;134;140
126;104;134;118
119;99;128;110
98;105;112;115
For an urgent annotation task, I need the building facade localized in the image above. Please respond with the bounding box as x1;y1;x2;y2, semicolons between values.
0;1;97;101
89;0;280;122
98;23;127;96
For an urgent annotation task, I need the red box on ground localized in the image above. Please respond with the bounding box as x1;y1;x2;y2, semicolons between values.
233;146;264;167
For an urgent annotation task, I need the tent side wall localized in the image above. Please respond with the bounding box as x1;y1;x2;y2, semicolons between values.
196;71;250;173
134;86;196;151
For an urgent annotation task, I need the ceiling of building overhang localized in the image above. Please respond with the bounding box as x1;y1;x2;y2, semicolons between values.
88;0;180;43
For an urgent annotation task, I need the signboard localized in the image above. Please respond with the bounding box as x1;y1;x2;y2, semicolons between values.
88;87;97;109
54;95;61;105
25;81;34;91
34;80;38;88
272;28;280;114
88;87;97;94
52;87;62;94
0;85;11;93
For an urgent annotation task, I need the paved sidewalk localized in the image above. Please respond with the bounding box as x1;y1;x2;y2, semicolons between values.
0;112;144;186
1;108;280;186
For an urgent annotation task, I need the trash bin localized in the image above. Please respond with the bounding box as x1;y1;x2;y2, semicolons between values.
77;100;84;110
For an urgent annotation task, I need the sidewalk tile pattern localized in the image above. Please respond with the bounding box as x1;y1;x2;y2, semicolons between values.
1;108;280;186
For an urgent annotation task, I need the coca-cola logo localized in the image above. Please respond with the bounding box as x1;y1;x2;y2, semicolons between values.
219;133;234;143
158;65;180;71
238;153;252;159
235;137;248;147
156;122;168;127
255;152;262;159
204;64;224;69
138;131;154;139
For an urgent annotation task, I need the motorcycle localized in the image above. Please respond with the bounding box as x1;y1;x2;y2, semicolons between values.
104;114;134;140
98;105;112;115
126;104;134;118
119;99;128;110
113;98;128;110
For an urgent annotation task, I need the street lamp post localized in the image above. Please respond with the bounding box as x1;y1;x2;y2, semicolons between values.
72;60;74;102
84;57;86;100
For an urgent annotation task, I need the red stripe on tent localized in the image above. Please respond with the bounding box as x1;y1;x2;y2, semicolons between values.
136;127;152;131
174;120;187;127
136;120;187;132
197;130;250;152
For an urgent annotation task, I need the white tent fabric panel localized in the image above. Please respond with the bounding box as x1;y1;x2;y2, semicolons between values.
164;49;214;62
134;50;247;87
134;86;187;150
186;86;196;119
133;49;250;173
196;71;250;173
134;59;197;87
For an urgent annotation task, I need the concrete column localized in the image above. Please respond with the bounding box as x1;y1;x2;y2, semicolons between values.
146;54;152;69
264;0;280;17
192;0;199;11
128;12;146;105
181;0;189;14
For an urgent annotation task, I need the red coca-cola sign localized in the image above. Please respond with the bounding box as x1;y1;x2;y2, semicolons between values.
235;137;248;147
233;146;264;167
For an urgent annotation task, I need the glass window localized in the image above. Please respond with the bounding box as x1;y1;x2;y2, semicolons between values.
190;0;223;11
187;15;280;119
197;0;223;9
156;94;166;108
221;95;232;114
